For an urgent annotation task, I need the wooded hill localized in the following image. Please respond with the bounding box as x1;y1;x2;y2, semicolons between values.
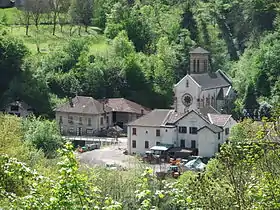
0;0;279;118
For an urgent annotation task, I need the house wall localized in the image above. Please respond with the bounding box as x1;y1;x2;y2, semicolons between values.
5;105;32;118
56;111;112;136
223;117;237;142
175;111;209;148
198;128;218;157
128;126;176;154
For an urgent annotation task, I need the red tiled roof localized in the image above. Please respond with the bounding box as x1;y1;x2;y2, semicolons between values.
208;113;231;127
103;98;150;114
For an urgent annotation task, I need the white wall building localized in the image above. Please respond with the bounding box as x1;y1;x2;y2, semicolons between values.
127;47;237;157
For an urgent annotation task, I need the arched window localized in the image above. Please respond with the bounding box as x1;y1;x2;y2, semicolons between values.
197;60;200;72
193;59;196;72
186;80;189;87
211;96;214;106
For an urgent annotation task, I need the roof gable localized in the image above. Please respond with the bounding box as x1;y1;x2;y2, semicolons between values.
128;109;172;127
198;125;223;133
189;47;210;54
208;113;232;127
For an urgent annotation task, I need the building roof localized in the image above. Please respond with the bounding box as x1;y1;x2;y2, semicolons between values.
55;96;111;114
189;47;210;54
198;106;220;118
190;71;231;90
102;98;150;114
128;109;172;127
198;125;223;133
207;113;232;127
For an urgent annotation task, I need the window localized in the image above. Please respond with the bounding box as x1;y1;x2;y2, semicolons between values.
189;127;198;134
146;130;148;134
156;129;160;137
191;140;196;148
141;109;144;115
79;117;82;125
165;129;168;132
145;141;149;149
100;117;103;125
193;59;196;72
132;128;137;135
156;142;161;146
204;60;208;71
59;116;63;124
132;140;136;148
68;116;73;124
225;128;229;135
186;80;189;87
106;116;109;124
197;60;200;72
218;132;221;140
10;105;19;111
88;118;91;126
179;126;187;133
180;139;185;148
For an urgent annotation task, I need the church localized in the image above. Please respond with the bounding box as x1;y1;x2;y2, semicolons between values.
127;47;237;157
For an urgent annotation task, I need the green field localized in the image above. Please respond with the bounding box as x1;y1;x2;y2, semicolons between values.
0;8;110;55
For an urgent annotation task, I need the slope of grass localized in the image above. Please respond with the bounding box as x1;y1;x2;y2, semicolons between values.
0;8;110;55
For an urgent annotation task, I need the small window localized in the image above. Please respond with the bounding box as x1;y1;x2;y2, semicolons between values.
186;80;189;87
146;130;148;134
106;116;109;123
165;129;168;132
59;116;63;124
204;60;208;71
189;127;198;134
191;140;196;148
156;129;160;137
132;128;137;135
193;59;196;72
10;105;19;112
145;141;149;149
68;116;73;124
79;117;82;124
218;132;221;140
179;126;187;133
156;142;161;146
225;128;229;135
197;60;200;72
141;109;144;115
88;118;91;126
132;140;136;148
100;117;104;125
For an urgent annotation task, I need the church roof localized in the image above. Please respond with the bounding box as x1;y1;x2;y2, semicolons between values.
190;71;231;90
207;113;232;127
189;47;210;54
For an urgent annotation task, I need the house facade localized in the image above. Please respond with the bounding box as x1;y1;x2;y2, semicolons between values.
2;101;33;118
55;96;112;136
127;47;237;157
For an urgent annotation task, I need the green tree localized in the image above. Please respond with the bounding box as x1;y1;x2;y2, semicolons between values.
0;35;28;106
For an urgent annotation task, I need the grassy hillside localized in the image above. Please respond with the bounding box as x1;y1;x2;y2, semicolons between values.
0;8;110;55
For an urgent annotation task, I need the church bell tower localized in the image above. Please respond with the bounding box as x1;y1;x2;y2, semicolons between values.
189;47;210;74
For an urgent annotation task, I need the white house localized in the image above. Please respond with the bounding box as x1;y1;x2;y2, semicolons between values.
127;47;237;157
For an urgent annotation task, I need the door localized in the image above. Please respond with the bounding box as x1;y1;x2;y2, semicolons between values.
191;140;196;149
77;127;82;136
180;139;185;148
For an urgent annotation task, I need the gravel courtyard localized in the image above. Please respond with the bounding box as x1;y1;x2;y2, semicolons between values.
76;137;170;172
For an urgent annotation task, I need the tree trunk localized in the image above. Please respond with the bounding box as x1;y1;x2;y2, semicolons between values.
78;25;81;36
25;16;30;36
69;25;73;36
52;12;57;36
85;25;88;33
